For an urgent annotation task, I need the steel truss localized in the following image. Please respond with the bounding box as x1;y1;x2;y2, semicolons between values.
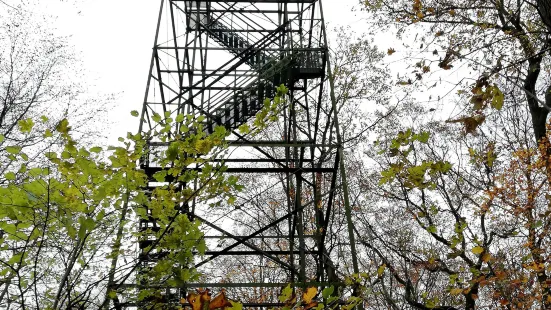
127;0;354;308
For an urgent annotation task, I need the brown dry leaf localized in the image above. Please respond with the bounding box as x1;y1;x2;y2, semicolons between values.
210;289;232;310
285;293;297;307
304;301;319;310
446;115;486;135
438;50;455;69
387;48;396;55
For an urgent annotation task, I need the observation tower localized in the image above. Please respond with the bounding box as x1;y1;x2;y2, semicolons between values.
129;0;358;308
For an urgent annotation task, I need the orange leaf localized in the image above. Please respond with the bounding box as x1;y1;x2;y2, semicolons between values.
187;293;202;310
200;289;212;304
302;287;317;304
187;289;212;310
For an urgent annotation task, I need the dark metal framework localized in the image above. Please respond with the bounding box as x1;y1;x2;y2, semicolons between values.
132;0;351;308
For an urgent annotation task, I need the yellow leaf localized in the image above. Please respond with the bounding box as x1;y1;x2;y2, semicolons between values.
302;287;317;304
450;288;463;296
472;246;484;255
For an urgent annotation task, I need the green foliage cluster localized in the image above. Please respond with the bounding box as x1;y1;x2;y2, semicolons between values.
239;84;288;135
378;129;452;189
0;109;242;307
0;80;293;308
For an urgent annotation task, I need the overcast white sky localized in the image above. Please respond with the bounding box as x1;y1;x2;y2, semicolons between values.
20;0;362;142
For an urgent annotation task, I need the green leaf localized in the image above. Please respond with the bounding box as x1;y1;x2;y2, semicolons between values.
491;85;504;110
472;246;484;255
18;164;27;174
238;123;250;134
322;286;334;299
416;131;430;143
96;210;106;222
28;168;44;177
56;118;70;134
40;115;49;123
377;264;386;276
0;134;4;143
227;196;236;205
279;284;293;302
108;290;117;299
176;113;185;123
1;223;17;236
131;110;139;117
228;300;243;310
196;240;207;255
6;146;21;155
18;118;35;133
90;147;102;153
152;113;162;123
66;222;77;239
153;170;167;182
427;225;437;234
44;129;53;138
45;152;57;159
425;298;437;309
8;253;23;264
83;217;96;231
78;225;86;240
314;303;325;310
77;216;96;239
5;172;16;181
166;144;179;161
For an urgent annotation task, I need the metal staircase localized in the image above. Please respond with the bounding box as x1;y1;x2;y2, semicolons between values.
198;17;323;135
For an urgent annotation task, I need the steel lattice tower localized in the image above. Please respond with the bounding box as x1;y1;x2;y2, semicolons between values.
131;0;357;308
